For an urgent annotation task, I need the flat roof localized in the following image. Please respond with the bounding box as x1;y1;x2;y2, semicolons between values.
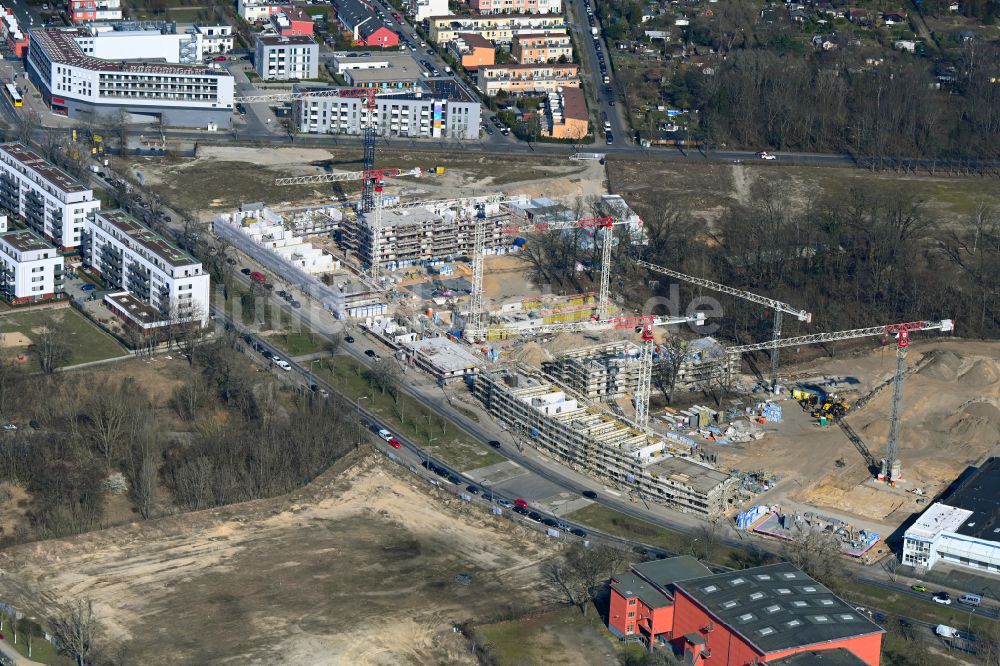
0;142;90;194
610;572;672;609
406;336;481;373
257;33;316;45
97;210;199;268
347;59;423;84
648;456;732;495
30;28;223;75
633;556;713;588
770;649;868;666
906;502;972;541
674;563;884;654
948;457;1000;540
0;229;57;253
105;291;170;326
482;63;578;72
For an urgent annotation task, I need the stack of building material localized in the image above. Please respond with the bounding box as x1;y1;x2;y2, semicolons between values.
760;402;783;423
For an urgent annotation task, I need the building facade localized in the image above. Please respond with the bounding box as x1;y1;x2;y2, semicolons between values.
295;85;480;139
271;6;315;36
542;85;587;138
255;34;319;80
512;32;572;63
84;210;210;327
447;33;495;70
474;365;737;515
194;24;234;53
27;28;234;128
1;7;28;57
470;0;562;13
0;229;64;304
74;23;206;63
902;457;1000;575
428;13;565;45
478;62;579;94
608;557;712;643
0;143;101;251
67;0;122;23
237;0;283;22
413;0;448;21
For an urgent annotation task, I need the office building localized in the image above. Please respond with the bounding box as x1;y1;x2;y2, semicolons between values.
254;33;319;80
478;62;579;94
27;28;234;128
902;457;1000;575
428;13;565;45
512;32;571;63
0;229;64;304
295;81;480;138
0;142;101;251
470;0;561;14
84;210;210;327
474;365;736;515
542;85;587;138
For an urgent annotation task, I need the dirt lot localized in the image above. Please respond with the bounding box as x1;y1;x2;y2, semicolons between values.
608;160;1000;229
712;338;1000;529
129;146;608;221
0;454;561;665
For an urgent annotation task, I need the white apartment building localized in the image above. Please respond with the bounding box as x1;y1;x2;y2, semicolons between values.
902;457;1000;575
194;24;234;54
255;33;319;81
237;0;282;22
0;229;64;304
413;0;448;21
75;23;205;63
27;28;235;128
0;142;101;251
85;209;210;327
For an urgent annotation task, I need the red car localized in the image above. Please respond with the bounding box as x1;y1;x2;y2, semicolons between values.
514;498;528;508
213;56;227;61
388;437;401;448
250;271;266;284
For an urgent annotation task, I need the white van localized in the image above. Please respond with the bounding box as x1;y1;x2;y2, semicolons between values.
377;428;393;442
959;593;982;607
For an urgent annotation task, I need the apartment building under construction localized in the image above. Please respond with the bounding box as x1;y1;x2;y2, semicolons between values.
542;338;738;400
349;197;515;270
474;365;736;515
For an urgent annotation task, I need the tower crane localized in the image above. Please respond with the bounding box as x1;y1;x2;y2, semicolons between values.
612;313;707;431
274;167;423;186
727;318;954;483
466;216;627;341
636;259;811;390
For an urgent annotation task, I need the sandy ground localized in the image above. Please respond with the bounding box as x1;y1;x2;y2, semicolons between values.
714;338;1000;529
0;332;31;348
0;454;561;666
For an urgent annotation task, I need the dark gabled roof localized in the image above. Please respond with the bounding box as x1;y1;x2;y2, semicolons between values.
946;457;1000;543
359;19;392;38
335;0;376;30
674;562;884;655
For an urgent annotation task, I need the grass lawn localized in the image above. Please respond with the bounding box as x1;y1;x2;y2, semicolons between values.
565;504;740;567
267;328;328;357
0;307;127;371
840;579;996;634
317;355;503;471
1;632;68;665
477;605;624;666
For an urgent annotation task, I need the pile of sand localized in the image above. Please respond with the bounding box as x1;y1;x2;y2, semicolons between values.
959;359;1000;387
918;349;963;381
944;401;1000;443
512;342;551;368
0;332;31;348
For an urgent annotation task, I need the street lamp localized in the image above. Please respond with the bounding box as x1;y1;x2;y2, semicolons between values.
356;395;369;448
309;359;322;386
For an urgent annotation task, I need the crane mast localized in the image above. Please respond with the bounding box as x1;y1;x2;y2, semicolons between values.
636;259;811;389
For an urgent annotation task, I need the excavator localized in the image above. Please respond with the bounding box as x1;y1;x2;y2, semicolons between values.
811;397;850;419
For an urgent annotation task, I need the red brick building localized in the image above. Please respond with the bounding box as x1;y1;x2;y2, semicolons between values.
608;560;885;665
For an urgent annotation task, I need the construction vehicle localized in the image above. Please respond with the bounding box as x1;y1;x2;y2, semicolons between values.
811;397;850;419
727;318;955;482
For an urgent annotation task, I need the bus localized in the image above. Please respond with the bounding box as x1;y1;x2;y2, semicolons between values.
3;84;22;108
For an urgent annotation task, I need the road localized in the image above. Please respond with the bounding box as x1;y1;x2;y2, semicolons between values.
566;0;627;145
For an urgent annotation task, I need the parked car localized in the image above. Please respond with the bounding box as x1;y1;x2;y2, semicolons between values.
542;517;558;527
29;420;40;430
606;132;614;145
240;268;252;275
387;437;402;449
527;511;543;522
81;283;96;292
933;592;952;605
514;498;529;508
496;498;514;509
2;423;16;431
911;584;928;592
377;428;393;441
250;271;266;284
365;349;377;358
291;300;301;308
274;359;292;371
465;484;480;495
581;490;598;499
570;527;587;537
513;505;529;515
261;350;274;360
276;290;288;298
213;55;227;61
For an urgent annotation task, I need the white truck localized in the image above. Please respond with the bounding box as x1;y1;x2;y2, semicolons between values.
936;625;960;639
591;27;599;36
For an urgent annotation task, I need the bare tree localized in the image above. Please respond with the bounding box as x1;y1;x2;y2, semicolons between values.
541;544;631;616
652;338;686;403
79;378;150;469
32;324;72;374
367;357;403;401
782;529;847;593
51;598;98;666
125;426;159;520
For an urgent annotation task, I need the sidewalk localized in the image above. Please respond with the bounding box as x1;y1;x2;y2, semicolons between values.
0;639;45;666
